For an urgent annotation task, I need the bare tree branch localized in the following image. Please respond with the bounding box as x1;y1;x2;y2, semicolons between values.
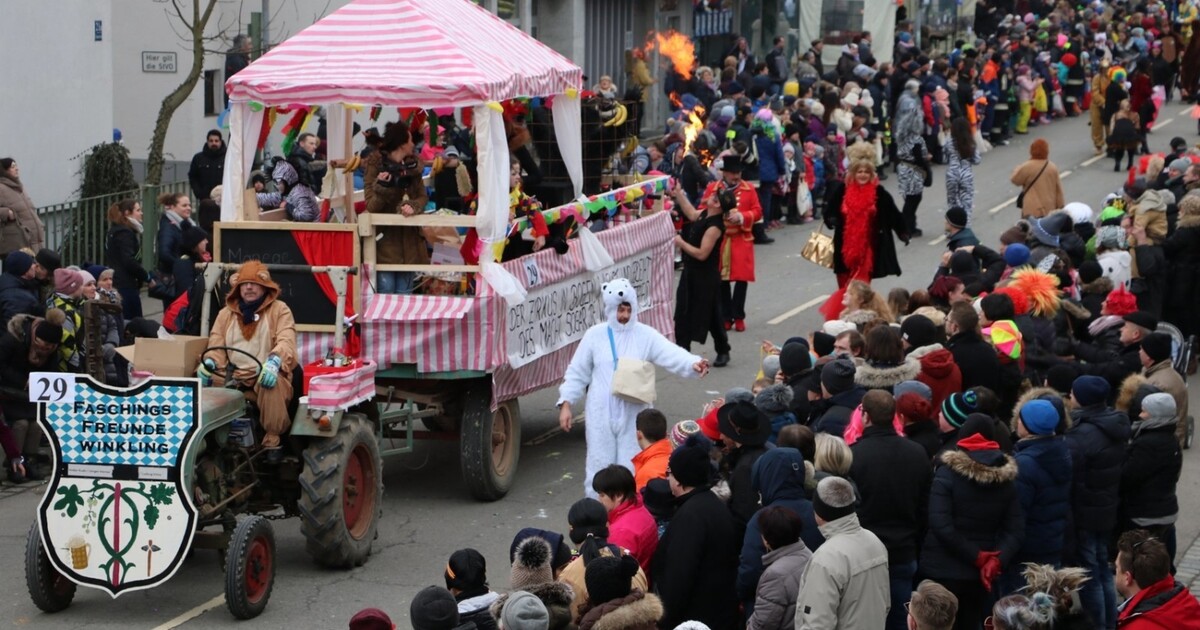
170;0;193;30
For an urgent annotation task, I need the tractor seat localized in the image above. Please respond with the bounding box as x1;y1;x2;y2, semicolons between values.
200;387;248;426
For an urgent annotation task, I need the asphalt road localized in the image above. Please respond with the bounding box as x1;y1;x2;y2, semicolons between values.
3;108;1200;628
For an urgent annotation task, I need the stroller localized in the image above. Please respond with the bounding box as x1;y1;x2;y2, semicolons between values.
1156;322;1195;449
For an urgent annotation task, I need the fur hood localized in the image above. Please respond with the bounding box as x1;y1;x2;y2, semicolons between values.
906;343;945;360
1115;373;1150;415
755;383;794;414
490;581;576;629
1013;386;1063;425
1179;204;1200;229
1059;299;1092;321
841;308;881;327
939;449;1019;485
1079;275;1114;296
6;313;35;341
854;357;921;389
578;590;664;630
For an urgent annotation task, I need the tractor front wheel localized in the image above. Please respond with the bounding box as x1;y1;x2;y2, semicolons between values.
25;523;76;613
224;515;276;620
298;413;382;568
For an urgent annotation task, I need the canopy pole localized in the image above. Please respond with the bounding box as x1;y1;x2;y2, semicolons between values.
343;110;355;222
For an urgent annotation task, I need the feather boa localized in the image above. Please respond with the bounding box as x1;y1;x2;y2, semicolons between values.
841;180;877;276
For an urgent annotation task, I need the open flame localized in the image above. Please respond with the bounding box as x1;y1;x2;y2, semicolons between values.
644;30;696;80
668;91;713;166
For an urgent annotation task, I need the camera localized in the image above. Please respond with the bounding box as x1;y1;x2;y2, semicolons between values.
376;155;420;188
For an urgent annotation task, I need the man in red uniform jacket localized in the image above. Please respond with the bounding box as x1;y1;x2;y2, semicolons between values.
701;154;761;333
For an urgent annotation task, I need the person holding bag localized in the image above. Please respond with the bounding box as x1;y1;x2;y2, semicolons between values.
557;279;710;499
1010;139;1064;219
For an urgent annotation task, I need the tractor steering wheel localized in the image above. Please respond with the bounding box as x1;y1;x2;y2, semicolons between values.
201;346;264;388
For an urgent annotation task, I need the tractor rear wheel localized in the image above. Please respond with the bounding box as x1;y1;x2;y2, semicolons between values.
25;523;75;613
298;413;382;568
224;515;275;620
460;383;520;501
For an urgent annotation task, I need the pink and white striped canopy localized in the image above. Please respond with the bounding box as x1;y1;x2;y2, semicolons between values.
226;0;582;108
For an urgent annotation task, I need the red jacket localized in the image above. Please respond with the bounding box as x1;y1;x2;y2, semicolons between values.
703;179;760;283
1117;576;1200;629
607;497;659;574
909;344;963;411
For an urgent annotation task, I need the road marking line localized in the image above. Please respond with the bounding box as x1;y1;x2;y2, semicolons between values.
988;195;1018;215
1153;117;1175;130
768;294;830;325
1181;105;1194;117
1081;153;1106;167
1060;170;1073;178
928;234;947;246
150;594;225;630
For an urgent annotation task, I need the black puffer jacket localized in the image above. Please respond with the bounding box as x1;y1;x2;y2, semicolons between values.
724;442;773;541
1013;435;1073;564
105;223;150;290
1065;404;1131;533
849;425;933;565
1120;416;1182;523
945;330;1001;392
652;487;738;629
919;442;1024;582
812;387;866;438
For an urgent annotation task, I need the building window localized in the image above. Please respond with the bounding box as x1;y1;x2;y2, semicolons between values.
820;0;865;47
203;69;221;116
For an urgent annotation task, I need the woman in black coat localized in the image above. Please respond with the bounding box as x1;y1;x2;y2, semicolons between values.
1163;194;1200;337
919;415;1024;630
104;199;152;320
1119;392;1183;562
670;185;730;365
819;145;909;320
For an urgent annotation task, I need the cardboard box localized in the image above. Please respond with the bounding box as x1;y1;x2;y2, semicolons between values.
115;336;209;378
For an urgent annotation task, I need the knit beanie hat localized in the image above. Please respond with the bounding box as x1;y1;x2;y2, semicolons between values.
668;436;713;488
1078;260;1103;284
5;251;33;276
585;555;640;606
444;548;487;593
500;591;550;630
77;269;95;286
957;413;997;442
822;319;857;336
945;206;969;229
509;537;554;591
348;608;393;630
820;359;857;395
1169;157;1192;175
1140;392;1176;422
812;331;836;357
762;354;781;382
509;528;573;574
410;586;460;630
940;390;978;428
1141;332;1173;364
900;314;938;348
35;309;65;344
779;341;812;376
1046;364;1079;395
54;268;83;297
1020;400;1060;435
1004;243;1031;267
1072;375;1111;407
181;227;210;254
669;420;701;448
894;380;933;402
84;263;109;281
812;476;857;522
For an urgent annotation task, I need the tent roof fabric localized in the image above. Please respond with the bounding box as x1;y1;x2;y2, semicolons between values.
226;0;582;108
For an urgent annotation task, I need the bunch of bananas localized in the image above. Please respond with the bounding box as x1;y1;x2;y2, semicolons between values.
603;102;629;128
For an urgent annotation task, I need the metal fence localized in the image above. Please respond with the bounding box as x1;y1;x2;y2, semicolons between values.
36;181;190;272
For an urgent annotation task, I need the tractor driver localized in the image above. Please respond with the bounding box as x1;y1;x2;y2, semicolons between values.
197;260;297;451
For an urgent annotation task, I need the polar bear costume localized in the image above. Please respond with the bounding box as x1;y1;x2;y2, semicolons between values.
556;278;703;497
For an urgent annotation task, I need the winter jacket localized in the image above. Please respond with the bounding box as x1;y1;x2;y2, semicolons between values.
105;223;150;291
1120;414;1182;523
1066;404;1131;533
919;444;1025;582
725;442;773;539
904;421;943;460
852;357;921;393
578;590;662;630
607;497;659;574
946;227;980;251
738;448;823;616
0;313;60;421
1163;210;1200;337
488;581;576;630
0;173;45;254
756;383;798;443
47;294;82;373
632;439;671;492
1129;189;1170;246
363;152;430;265
850;424;933;566
188;142;226;200
747;541;812;630
1077;276;1114;333
813;387;867;438
1076;341;1144;393
945;330;1002;393
455;591;500;630
560;547;648;623
651;487;738;630
783;370;815;425
155;213;194;274
1012;435;1073;563
1116;575;1200;629
908;344;963;410
1011;158;1065;219
755;131;788;184
1142;360;1189;443
794;513;890;630
0;271;43;330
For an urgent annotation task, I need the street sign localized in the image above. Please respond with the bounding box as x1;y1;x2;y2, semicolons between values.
94;20;102;42
35;376;200;598
141;51;178;73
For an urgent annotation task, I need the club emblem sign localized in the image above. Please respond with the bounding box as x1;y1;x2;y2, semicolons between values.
34;375;200;597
